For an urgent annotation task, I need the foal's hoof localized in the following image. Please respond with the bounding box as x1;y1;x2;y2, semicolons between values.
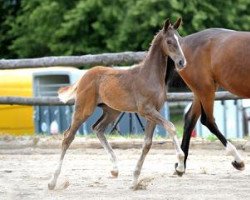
130;184;139;191
232;161;245;171
111;170;119;178
174;163;185;177
48;182;56;190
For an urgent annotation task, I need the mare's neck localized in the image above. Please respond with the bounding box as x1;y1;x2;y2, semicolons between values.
141;32;167;83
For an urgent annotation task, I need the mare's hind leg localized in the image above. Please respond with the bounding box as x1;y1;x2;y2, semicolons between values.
92;106;120;177
175;97;201;173
131;121;156;190
199;91;245;171
48;91;97;190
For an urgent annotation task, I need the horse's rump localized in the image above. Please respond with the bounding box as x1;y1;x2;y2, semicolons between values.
58;79;80;103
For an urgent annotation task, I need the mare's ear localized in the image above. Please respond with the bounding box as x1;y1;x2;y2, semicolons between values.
173;17;182;30
163;18;171;33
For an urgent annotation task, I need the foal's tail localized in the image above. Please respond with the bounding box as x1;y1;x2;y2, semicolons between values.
58;79;80;103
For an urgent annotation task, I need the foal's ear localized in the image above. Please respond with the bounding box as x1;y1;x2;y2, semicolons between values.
173;17;182;30
163;18;171;33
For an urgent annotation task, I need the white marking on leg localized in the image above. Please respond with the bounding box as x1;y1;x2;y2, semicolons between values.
173;135;185;172
48;160;63;189
98;135;118;175
226;142;243;163
165;122;185;173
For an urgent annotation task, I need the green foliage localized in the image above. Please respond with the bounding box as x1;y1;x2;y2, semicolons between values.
206;134;217;142
1;0;250;59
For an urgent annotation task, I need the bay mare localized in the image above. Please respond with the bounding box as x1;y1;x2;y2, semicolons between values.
48;18;187;190
167;28;250;173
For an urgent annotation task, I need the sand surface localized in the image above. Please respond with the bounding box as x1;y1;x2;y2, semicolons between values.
0;146;250;200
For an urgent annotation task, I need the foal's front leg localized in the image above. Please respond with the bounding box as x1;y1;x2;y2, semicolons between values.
145;109;185;176
132;121;156;190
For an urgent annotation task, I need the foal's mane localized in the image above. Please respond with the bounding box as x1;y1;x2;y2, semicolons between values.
147;30;164;55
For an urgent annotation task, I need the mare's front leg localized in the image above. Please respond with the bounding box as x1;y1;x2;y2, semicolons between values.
175;97;201;173
131;121;156;190
92;106;120;177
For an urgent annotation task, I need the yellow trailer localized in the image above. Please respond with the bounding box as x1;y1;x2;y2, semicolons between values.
0;67;79;135
0;69;34;135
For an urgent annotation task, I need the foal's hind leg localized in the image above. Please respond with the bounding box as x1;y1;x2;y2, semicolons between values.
199;91;245;171
93;106;120;177
48;92;97;190
131;120;156;190
48;109;89;190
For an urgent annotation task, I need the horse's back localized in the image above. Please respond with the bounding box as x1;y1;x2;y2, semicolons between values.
182;28;250;98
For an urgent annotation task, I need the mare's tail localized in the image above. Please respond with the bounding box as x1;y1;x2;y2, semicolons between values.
58;79;80;103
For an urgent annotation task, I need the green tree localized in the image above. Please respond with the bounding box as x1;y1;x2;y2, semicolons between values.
1;0;250;59
6;0;75;58
51;0;126;55
0;0;20;58
109;0;183;51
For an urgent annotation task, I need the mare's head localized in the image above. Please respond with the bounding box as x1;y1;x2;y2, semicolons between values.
161;18;186;70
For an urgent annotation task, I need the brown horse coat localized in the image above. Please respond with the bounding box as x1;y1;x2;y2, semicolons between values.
49;18;187;190
171;28;249;172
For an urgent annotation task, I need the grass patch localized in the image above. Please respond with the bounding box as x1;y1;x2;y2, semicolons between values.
170;113;184;138
205;135;217;142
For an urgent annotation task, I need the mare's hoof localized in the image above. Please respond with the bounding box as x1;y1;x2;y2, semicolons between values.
232;161;245;171
174;169;184;177
48;183;56;190
174;163;185;177
111;170;119;178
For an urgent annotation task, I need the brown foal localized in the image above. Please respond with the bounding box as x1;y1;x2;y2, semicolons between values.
48;18;186;190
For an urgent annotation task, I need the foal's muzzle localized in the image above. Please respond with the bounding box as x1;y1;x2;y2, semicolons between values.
176;58;187;70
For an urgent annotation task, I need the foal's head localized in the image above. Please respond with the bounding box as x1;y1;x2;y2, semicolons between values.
161;18;186;70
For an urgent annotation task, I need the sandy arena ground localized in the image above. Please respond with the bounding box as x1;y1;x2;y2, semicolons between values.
0;142;250;200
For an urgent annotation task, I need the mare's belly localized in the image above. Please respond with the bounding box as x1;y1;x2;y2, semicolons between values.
216;68;250;98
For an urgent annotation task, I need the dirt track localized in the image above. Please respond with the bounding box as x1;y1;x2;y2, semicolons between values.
0;143;250;200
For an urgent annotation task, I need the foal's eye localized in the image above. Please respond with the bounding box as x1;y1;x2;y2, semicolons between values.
167;40;172;45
